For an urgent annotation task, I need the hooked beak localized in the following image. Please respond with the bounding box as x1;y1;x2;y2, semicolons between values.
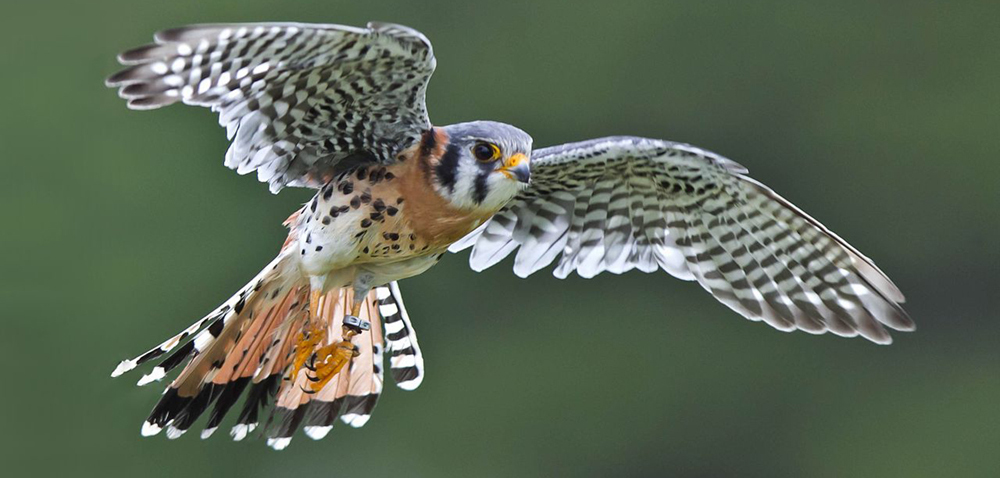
498;153;531;184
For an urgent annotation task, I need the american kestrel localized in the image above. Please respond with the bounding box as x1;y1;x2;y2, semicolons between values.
106;22;913;449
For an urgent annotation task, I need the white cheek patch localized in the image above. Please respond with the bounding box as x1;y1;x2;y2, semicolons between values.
451;159;481;209
479;172;519;211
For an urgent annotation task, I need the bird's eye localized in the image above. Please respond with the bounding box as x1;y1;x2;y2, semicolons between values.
472;142;500;162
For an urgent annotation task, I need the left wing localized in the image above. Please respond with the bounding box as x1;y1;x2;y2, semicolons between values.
449;137;914;343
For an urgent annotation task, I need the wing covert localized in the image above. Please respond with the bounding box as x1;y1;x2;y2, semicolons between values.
107;22;436;192
450;137;913;343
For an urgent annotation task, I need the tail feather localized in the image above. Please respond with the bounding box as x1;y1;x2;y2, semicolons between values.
380;282;424;390
112;251;423;449
141;256;299;438
263;286;385;449
114;254;288;381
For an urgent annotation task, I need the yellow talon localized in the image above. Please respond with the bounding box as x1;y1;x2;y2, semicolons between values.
289;323;327;380
306;337;360;391
290;291;367;390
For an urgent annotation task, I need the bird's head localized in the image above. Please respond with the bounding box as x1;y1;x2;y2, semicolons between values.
429;121;533;212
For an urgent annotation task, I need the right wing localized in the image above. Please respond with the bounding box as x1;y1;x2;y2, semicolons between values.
106;22;437;192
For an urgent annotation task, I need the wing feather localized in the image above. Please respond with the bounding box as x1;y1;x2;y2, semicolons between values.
107;22;436;192
453;136;913;343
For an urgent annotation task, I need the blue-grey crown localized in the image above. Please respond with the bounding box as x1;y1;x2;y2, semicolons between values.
441;121;533;155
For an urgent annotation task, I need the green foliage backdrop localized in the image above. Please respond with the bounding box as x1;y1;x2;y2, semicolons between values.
2;1;998;476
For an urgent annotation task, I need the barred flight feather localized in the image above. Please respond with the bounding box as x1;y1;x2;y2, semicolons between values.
106;22;436;192
451;136;913;343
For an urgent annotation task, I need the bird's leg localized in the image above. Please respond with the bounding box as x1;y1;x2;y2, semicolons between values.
304;293;370;392
289;289;328;379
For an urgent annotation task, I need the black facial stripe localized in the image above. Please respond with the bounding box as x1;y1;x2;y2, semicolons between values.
419;127;437;159
473;162;492;204
435;142;461;193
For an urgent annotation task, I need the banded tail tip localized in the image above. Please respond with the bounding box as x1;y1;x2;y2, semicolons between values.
140;421;162;437
230;423;256;441
303;426;332;440
111;359;137;378
165;425;187;440
396;375;424;391
136;367;166;386
266;437;292;451
200;427;217;440
340;413;370;428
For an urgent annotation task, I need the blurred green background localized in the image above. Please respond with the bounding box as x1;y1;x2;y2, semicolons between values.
2;0;998;476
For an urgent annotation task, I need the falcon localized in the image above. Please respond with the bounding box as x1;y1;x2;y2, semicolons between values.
105;21;914;449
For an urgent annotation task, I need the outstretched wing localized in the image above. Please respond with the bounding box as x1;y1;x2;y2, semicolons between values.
450;137;914;343
106;22;436;192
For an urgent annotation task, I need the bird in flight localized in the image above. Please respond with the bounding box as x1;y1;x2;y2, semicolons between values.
106;21;913;449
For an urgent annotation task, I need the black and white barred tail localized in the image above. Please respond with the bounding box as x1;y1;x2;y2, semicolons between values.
110;253;424;449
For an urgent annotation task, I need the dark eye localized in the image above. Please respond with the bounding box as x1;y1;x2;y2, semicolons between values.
472;142;499;162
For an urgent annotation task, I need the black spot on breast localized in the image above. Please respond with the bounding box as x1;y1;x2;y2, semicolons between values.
350;197;361;209
386;206;398;216
322;217;331;225
372;199;385;211
361;219;372;228
315;246;323;252
360;191;372;204
341;181;354;195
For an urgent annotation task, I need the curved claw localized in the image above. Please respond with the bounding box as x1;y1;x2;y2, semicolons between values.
289;324;328;379
300;385;318;395
306;341;358;391
303;355;317;372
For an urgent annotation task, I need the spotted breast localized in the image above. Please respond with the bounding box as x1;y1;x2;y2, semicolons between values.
292;129;497;289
